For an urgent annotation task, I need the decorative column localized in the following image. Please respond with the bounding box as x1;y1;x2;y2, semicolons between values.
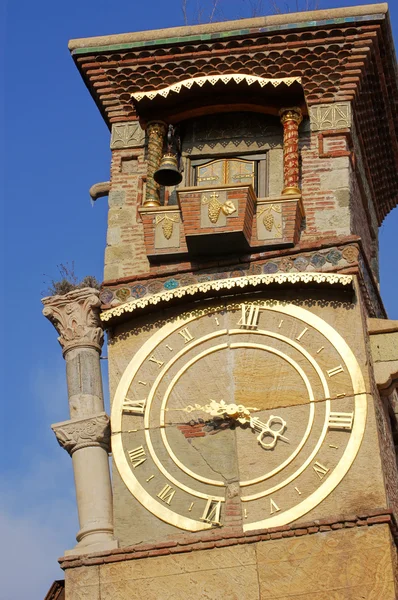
279;107;303;195
144;120;167;207
42;288;118;555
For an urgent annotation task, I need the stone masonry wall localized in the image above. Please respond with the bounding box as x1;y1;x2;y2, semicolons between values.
105;145;149;281
63;521;397;599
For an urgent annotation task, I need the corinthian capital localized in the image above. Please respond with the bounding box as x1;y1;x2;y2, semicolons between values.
42;287;104;354
52;413;111;455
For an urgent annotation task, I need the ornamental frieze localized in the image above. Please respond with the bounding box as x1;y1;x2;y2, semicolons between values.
100;244;360;311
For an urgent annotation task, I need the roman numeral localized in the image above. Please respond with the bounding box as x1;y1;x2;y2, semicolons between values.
157;484;176;505
238;304;260;330
327;365;344;378
200;499;222;525
123;397;146;415
149;355;164;368
328;412;354;431
313;461;330;480
128;446;146;468
178;327;194;344
270;498;280;514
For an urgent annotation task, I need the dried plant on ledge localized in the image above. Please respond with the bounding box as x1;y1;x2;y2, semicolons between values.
44;262;100;297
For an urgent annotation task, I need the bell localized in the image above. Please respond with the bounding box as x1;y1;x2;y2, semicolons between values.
153;152;183;187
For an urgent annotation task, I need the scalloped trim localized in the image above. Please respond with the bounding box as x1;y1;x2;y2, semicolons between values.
100;272;353;322
131;74;301;101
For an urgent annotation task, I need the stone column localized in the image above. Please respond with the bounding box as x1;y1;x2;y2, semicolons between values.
144;120;167;207
42;288;118;555
279;107;303;195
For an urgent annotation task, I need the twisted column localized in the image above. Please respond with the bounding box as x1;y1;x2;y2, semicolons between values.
42;288;117;555
145;120;167;206
279;107;303;195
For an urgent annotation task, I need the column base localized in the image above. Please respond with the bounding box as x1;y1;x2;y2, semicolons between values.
64;537;119;557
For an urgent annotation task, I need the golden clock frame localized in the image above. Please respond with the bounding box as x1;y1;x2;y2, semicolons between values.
111;300;367;532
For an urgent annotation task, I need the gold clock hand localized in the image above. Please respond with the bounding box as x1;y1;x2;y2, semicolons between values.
249;415;289;450
181;399;259;421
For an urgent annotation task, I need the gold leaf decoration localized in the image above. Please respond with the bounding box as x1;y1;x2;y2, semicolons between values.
202;192;236;223
263;212;274;231
162;218;174;240
155;214;179;240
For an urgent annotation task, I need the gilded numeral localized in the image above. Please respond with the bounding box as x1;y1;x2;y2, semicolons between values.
328;412;354;431
157;484;176;505
313;461;330;480
238;304;260;330
270;498;280;514
296;327;309;341
123;397;146;415
128;446;146;468
149;355;164;368
178;327;194;344
327;365;344;378
200;499;222;525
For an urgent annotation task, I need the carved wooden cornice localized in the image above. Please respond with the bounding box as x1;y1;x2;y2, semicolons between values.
42;288;104;355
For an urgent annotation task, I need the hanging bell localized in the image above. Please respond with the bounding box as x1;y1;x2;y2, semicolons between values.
153;152;183;187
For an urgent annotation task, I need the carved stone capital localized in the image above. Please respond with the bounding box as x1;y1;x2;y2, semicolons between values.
52;413;111;455
42;287;104;354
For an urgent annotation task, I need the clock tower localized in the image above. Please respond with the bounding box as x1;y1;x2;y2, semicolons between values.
43;4;398;599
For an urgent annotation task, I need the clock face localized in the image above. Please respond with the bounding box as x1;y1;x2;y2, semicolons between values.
111;298;367;532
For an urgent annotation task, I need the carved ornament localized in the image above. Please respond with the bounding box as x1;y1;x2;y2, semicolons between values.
52;413;111;455
110;122;145;149
42;288;104;354
202;192;236;224
155;214;180;240
131;74;301;101
258;203;282;237
310;103;351;132
101;273;353;322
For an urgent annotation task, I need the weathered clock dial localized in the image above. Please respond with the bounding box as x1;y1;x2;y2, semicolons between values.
111;298;367;532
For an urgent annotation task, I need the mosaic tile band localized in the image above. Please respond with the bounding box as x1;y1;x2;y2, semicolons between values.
100;272;353;322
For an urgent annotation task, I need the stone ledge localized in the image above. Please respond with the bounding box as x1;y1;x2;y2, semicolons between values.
59;508;398;570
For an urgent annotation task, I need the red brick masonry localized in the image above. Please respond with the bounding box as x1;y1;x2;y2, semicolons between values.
59;509;398;570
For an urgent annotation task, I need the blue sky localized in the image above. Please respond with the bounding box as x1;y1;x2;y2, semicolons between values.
2;0;397;597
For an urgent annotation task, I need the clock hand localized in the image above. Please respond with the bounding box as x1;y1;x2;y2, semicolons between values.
249;415;289;450
182;399;260;424
181;401;288;449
